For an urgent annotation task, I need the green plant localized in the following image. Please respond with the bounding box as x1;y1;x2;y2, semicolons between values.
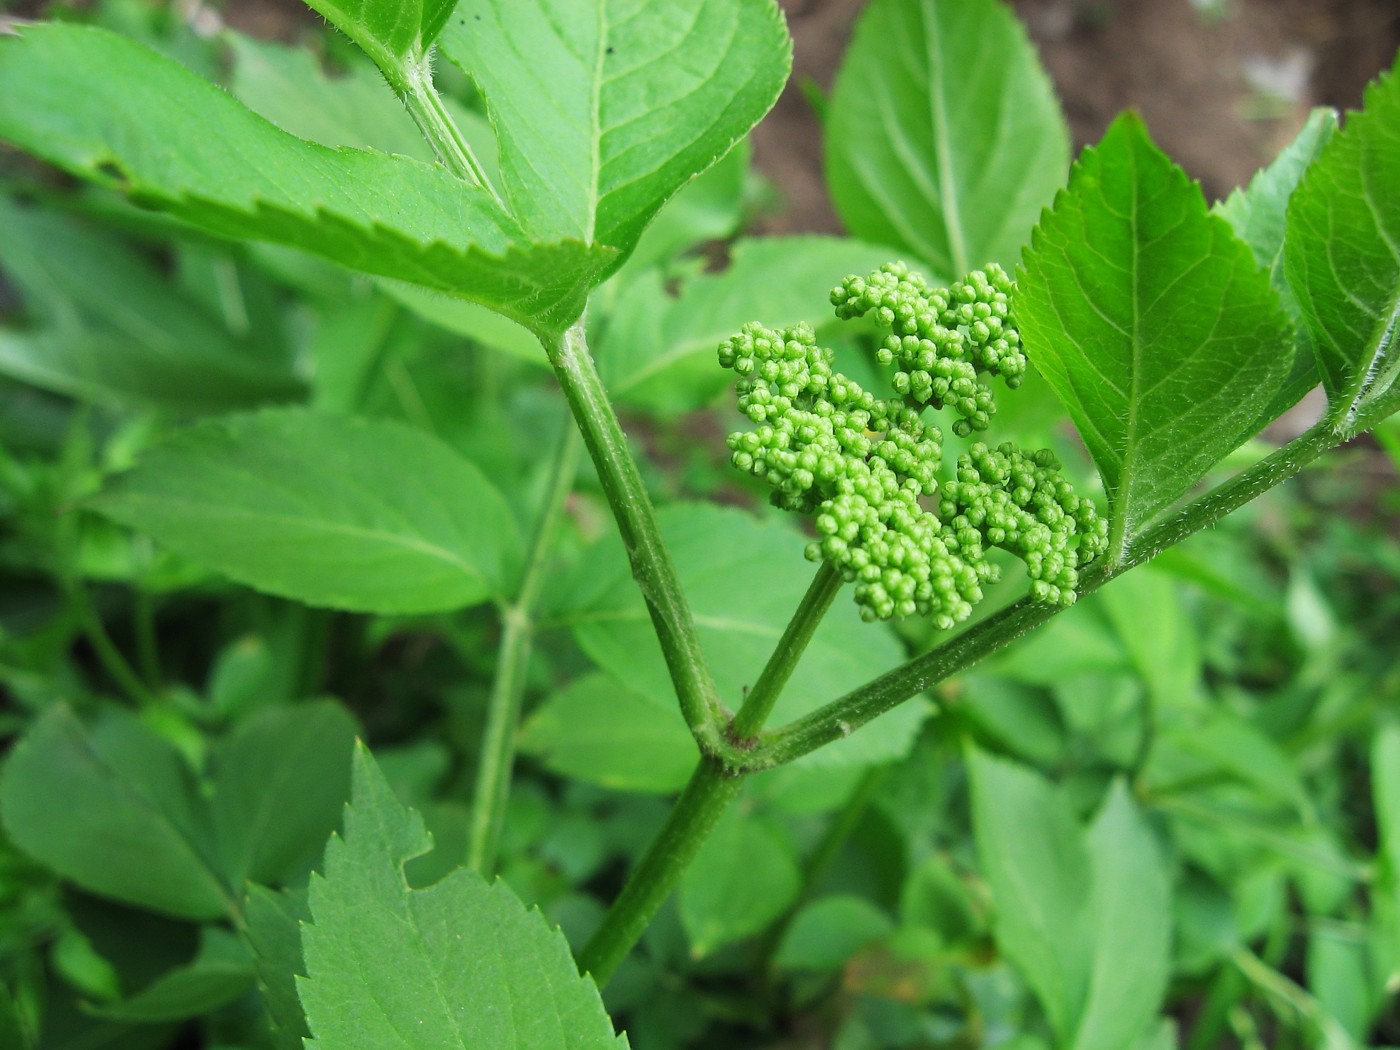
0;0;1397;1046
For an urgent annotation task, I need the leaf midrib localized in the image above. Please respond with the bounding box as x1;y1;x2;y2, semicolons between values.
922;0;969;277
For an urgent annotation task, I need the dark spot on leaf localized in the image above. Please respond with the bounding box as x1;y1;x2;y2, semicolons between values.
606;46;615;54
94;161;128;187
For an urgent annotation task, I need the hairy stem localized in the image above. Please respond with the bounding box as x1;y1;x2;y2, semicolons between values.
399;59;503;207
575;560;843;984
542;320;724;749
576;756;740;986
738;419;1342;772
467;425;581;876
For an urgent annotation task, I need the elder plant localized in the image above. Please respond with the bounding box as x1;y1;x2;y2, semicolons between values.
0;0;1397;1046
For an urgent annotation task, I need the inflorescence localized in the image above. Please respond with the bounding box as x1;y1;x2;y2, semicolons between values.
718;261;1107;626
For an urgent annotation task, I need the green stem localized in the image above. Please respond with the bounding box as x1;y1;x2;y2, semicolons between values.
575;558;843;985
729;561;844;741
64;579;159;709
739;420;1342;772
575;756;740;985
133;587;161;691
467;425;581;875
399;59;503;206
542;320;723;748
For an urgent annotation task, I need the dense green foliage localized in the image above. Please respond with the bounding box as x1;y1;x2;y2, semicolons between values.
0;0;1397;1047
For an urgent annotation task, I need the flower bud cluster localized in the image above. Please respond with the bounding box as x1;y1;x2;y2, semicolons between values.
940;443;1108;608
830;261;1026;437
717;263;1103;626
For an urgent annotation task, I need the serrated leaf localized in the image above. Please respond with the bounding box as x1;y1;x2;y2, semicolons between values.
301;0;455;89
519;674;699;794
0;24;612;334
439;0;790;265
0;706;233;921
0;196;302;412
244;885;312;1050
1017;114;1293;556
1215;108;1336;421
299;744;628;1049
551;504;927;769
826;0;1068;277
91;408;519;614
598;236;902;411
1284;62;1400;430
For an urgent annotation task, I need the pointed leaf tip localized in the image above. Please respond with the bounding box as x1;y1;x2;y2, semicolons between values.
1017;114;1293;554
300;744;628;1049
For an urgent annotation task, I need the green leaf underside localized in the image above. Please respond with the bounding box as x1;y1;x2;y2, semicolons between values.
301;0;455;83
1016;114;1293;554
0;196;302;412
599;236;903;410
0;706;232;920
1284;62;1400;429
440;0;791;264
969;751;1170;1049
554;504;926;768
299;744;627;1049
0;24;613;333
0;704;357;922
826;0;1068;278
90;408;518;615
1215;108;1337;421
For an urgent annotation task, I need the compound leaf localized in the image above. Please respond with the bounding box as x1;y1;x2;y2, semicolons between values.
298;744;628;1049
1284;61;1400;430
0;706;232;921
826;0;1067;278
211;702;358;887
1017;115;1293;557
439;0;790;265
91;408;519;615
0;24;612;334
